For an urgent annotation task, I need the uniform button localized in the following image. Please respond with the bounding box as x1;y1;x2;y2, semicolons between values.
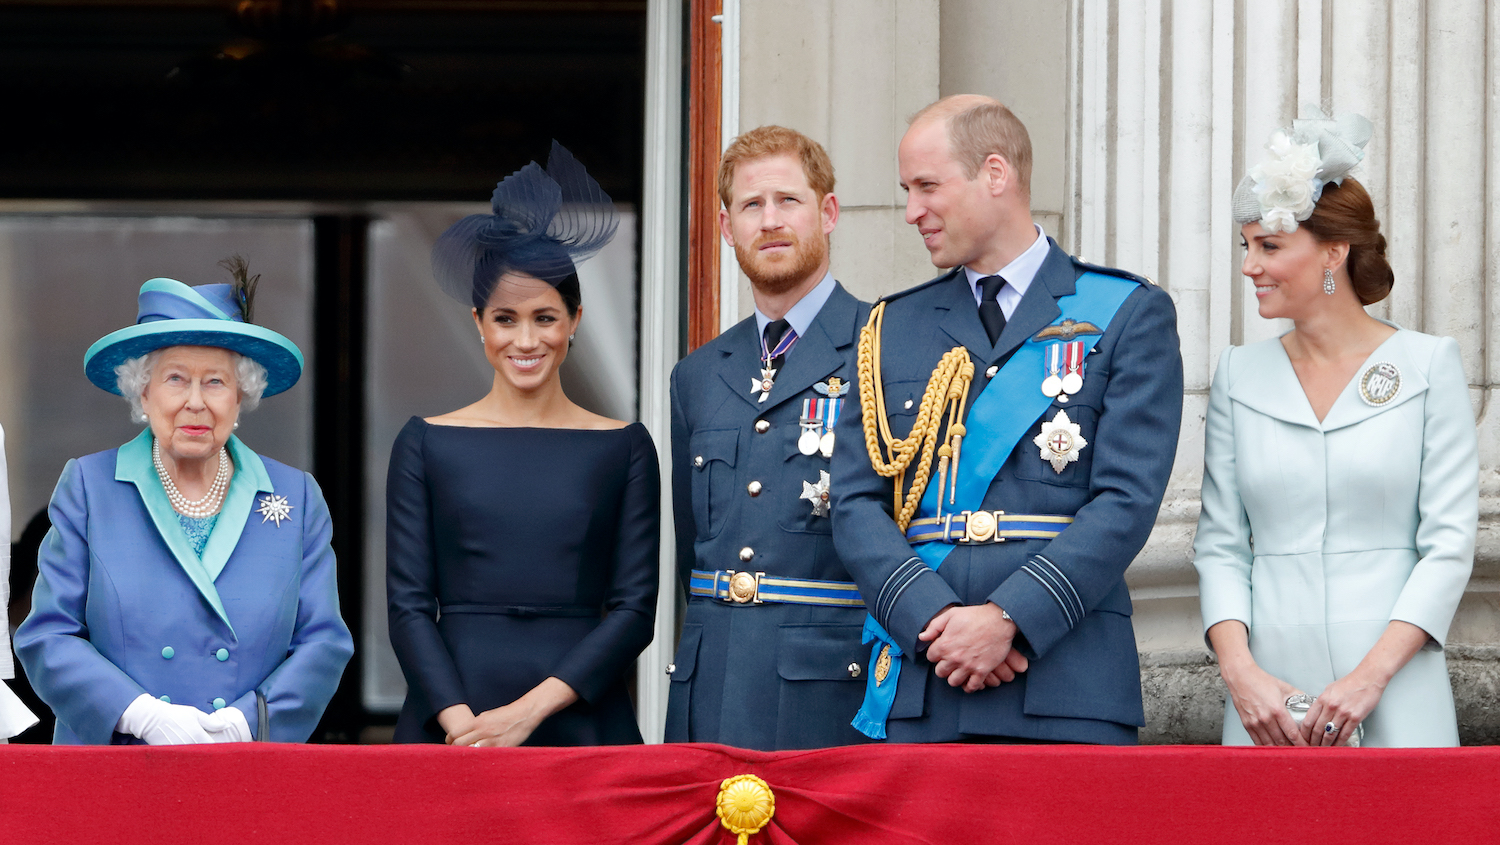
212;698;226;710
747;481;762;497
159;695;171;703
739;547;755;562
848;663;861;679
754;420;770;433
694;455;704;467
986;365;999;378
904;399;913;410
665;663;677;675
216;648;229;662
161;647;174;660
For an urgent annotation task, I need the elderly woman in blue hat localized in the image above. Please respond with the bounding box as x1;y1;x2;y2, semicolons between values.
15;261;354;744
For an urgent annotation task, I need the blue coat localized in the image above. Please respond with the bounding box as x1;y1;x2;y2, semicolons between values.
15;429;353;744
830;241;1183;744
665;282;873;749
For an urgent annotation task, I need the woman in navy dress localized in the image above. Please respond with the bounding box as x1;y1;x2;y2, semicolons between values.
387;143;659;746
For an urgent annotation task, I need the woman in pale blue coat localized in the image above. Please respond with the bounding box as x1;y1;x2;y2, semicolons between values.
15;262;353;744
1194;109;1476;748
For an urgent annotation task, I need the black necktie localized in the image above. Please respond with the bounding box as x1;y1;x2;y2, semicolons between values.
763;318;793;370
977;274;1007;346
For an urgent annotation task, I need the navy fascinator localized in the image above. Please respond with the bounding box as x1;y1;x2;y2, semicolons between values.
432;141;619;308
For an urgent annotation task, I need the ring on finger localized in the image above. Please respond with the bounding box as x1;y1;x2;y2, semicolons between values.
1324;721;1339;736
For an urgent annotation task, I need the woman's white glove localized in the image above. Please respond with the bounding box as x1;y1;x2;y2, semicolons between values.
117;693;238;745
205;706;253;743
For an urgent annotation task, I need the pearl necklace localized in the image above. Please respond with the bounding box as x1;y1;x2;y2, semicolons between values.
153;438;232;518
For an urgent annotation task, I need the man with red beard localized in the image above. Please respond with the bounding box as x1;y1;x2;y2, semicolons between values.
664;125;872;749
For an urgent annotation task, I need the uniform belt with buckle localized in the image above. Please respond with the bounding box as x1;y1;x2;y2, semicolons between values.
688;570;865;607
903;511;1074;545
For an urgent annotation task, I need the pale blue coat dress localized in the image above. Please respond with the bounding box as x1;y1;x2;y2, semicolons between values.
1193;329;1476;747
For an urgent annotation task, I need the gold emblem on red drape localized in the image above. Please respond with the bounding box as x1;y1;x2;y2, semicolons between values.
716;774;775;845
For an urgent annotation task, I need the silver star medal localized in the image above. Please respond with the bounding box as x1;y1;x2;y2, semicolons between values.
801;470;832;517
255;493;295;527
750;365;777;403
1033;410;1088;474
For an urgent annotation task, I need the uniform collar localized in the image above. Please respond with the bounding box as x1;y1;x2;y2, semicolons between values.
964;224;1048;302
753;271;837;342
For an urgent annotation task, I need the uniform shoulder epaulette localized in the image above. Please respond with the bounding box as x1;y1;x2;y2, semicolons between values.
1072;255;1158;287
876;267;965;305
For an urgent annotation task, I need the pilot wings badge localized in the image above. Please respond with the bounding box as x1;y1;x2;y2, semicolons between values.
1033;318;1102;342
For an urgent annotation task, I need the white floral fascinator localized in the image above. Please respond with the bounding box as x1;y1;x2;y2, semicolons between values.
1232;105;1373;234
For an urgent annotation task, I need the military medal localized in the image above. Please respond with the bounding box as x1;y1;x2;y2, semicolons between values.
797;417;822;455
813;377;848;457
1059;340;1085;395
1358;361;1401;406
751;366;777;403
1033;409;1088;474
1041;343;1064;398
255;493;294;527
750;323;800;403
800;470;832;517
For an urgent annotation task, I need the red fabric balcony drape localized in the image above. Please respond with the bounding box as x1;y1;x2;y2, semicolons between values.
3;743;1496;844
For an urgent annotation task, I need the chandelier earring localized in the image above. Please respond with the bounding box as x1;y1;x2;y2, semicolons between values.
1323;268;1336;296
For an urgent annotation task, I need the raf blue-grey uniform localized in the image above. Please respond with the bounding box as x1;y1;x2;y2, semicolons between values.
830;237;1183;744
665;274;873;749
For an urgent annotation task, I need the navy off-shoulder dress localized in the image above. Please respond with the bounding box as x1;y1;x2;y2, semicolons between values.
386;417;660;745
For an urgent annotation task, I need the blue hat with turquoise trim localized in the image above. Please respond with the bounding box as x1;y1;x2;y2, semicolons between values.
84;278;304;397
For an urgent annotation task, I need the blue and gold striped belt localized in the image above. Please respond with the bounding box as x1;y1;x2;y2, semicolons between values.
689;569;864;607
904;511;1074;545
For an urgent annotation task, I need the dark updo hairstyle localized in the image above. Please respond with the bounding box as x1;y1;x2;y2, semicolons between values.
1300;176;1394;306
470;262;584;318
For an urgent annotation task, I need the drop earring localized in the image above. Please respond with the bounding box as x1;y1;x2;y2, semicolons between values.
1323;268;1335;295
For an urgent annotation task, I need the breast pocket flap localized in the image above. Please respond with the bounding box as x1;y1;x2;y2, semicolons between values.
775;624;867;681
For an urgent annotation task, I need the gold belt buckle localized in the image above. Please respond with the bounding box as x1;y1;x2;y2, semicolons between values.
725;570;764;604
963;510;1004;543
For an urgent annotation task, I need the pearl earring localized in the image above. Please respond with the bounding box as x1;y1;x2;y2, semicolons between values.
1323;268;1335;296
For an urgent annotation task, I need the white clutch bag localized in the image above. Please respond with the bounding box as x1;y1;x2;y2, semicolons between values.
1285;693;1363;747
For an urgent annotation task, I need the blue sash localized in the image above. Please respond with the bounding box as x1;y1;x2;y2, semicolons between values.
852;271;1138;739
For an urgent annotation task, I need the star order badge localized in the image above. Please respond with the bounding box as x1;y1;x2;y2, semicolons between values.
750;366;777;403
800;470;832;517
255;493;295;527
1033;410;1088;474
